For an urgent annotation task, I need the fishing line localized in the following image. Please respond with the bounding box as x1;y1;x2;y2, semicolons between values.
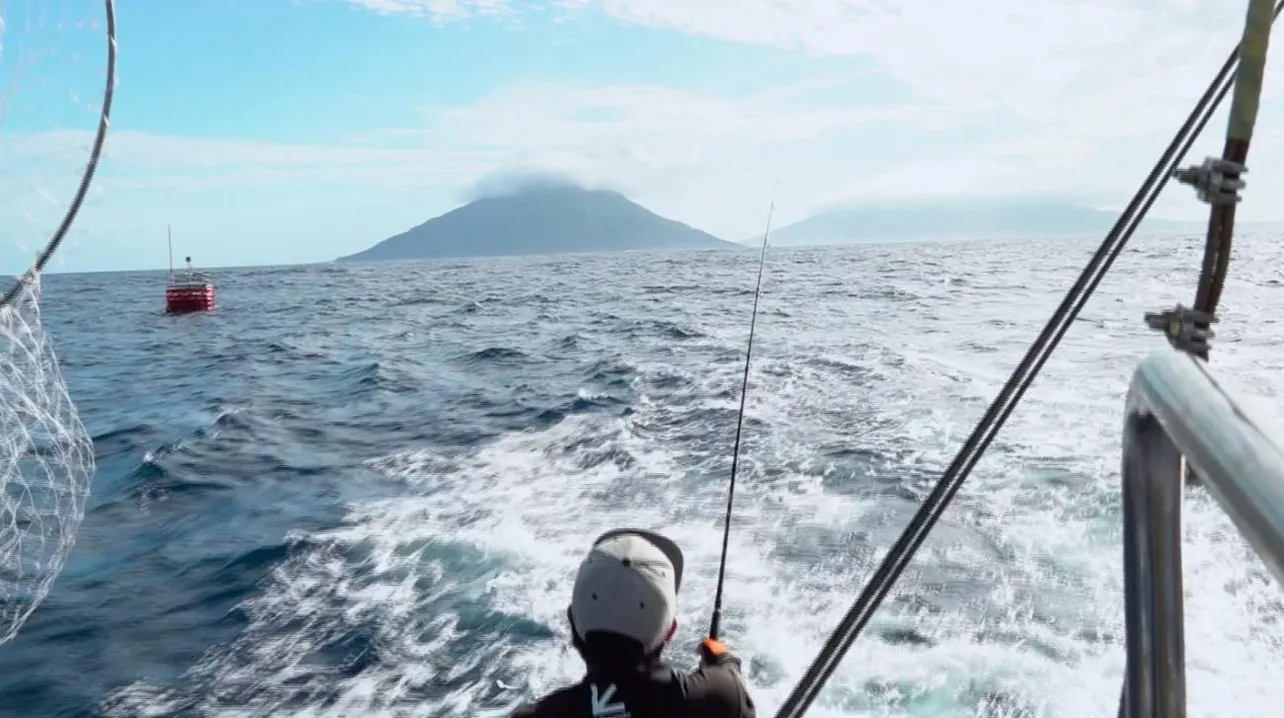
773;2;1282;713
708;192;776;642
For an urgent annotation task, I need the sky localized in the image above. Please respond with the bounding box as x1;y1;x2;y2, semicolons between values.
3;0;1284;273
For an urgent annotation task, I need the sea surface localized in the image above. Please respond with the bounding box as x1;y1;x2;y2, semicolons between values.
1;234;1283;718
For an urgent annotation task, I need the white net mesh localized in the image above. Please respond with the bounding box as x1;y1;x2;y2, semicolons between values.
0;0;114;645
0;271;93;644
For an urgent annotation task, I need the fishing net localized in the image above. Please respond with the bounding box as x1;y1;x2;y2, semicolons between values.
0;273;93;644
0;0;116;645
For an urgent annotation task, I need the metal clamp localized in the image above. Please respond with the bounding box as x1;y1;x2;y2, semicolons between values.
1171;156;1247;205
1144;304;1216;356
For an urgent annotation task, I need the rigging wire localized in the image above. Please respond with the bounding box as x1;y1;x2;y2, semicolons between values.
708;194;776;642
0;0;118;309
772;3;1283;715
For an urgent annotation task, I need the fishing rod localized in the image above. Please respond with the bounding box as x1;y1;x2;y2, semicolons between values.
708;193;776;642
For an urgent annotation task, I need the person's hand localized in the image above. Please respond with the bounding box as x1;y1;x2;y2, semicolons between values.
698;637;742;669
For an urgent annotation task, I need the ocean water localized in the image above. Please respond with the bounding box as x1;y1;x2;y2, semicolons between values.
1;234;1283;718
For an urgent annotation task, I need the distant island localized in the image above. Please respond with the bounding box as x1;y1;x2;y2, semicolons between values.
336;182;735;262
763;197;1207;247
339;182;1269;263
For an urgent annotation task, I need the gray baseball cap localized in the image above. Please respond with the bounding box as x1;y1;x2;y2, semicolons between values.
570;528;686;653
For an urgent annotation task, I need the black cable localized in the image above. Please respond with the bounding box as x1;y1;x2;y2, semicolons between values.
708;197;776;641
771;5;1281;713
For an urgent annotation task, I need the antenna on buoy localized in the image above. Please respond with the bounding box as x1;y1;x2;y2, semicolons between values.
167;224;174;278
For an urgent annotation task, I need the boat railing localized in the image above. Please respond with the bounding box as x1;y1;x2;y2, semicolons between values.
1118;348;1284;717
167;270;212;287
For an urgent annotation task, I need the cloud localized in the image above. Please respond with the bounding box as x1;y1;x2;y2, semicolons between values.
3;0;1279;273
1;130;503;197
342;0;515;21
12;0;1284;263
461;167;610;203
0;128;510;272
1;75;929;250
326;0;1284;229
547;0;1267;132
346;0;1276;140
4;73;1280;258
407;78;967;231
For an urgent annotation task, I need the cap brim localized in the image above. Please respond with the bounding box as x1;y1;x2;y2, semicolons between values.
592;528;685;593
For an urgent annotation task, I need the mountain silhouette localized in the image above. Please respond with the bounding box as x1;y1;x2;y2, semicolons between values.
765;197;1202;246
338;184;733;262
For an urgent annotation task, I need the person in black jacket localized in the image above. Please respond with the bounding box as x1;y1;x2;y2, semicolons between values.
512;528;756;718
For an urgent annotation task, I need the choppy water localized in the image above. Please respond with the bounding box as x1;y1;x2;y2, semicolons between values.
2;234;1283;718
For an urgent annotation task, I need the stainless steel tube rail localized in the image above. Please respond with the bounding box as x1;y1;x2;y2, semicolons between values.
1118;348;1284;718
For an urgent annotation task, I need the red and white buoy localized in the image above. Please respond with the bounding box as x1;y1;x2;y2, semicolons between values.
165;225;216;313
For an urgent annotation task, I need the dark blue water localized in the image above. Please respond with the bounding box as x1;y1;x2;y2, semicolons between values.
1;238;1282;718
